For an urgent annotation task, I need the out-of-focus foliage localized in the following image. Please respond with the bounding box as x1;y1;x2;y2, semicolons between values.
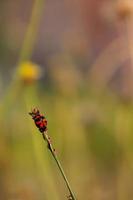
0;0;133;199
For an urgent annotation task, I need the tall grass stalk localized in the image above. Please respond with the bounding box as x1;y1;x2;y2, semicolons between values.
24;86;59;200
18;0;44;64
42;131;77;200
29;108;77;199
1;0;45;111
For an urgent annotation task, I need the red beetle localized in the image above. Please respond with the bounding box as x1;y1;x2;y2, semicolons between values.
29;108;47;133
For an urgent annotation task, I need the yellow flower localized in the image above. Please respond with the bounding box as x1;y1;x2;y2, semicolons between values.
116;0;133;20
18;61;41;83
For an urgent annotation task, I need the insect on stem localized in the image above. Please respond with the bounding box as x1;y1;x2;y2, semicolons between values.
29;108;77;200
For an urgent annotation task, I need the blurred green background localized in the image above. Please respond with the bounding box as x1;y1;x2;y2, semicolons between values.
0;0;133;199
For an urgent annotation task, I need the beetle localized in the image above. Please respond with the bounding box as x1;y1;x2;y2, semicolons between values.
29;108;47;133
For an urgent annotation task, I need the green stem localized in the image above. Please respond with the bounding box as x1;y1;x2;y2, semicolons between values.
42;132;77;200
1;0;45;105
18;0;44;64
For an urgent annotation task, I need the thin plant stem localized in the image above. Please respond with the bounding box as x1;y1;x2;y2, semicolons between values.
1;0;45;107
24;88;59;200
18;0;44;64
42;132;77;200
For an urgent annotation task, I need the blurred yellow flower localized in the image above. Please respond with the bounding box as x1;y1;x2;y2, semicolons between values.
18;61;41;83
116;0;133;20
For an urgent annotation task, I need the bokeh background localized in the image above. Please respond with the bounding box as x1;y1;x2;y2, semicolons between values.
0;0;133;199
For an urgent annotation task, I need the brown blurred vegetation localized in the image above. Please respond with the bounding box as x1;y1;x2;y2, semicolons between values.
0;0;133;199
